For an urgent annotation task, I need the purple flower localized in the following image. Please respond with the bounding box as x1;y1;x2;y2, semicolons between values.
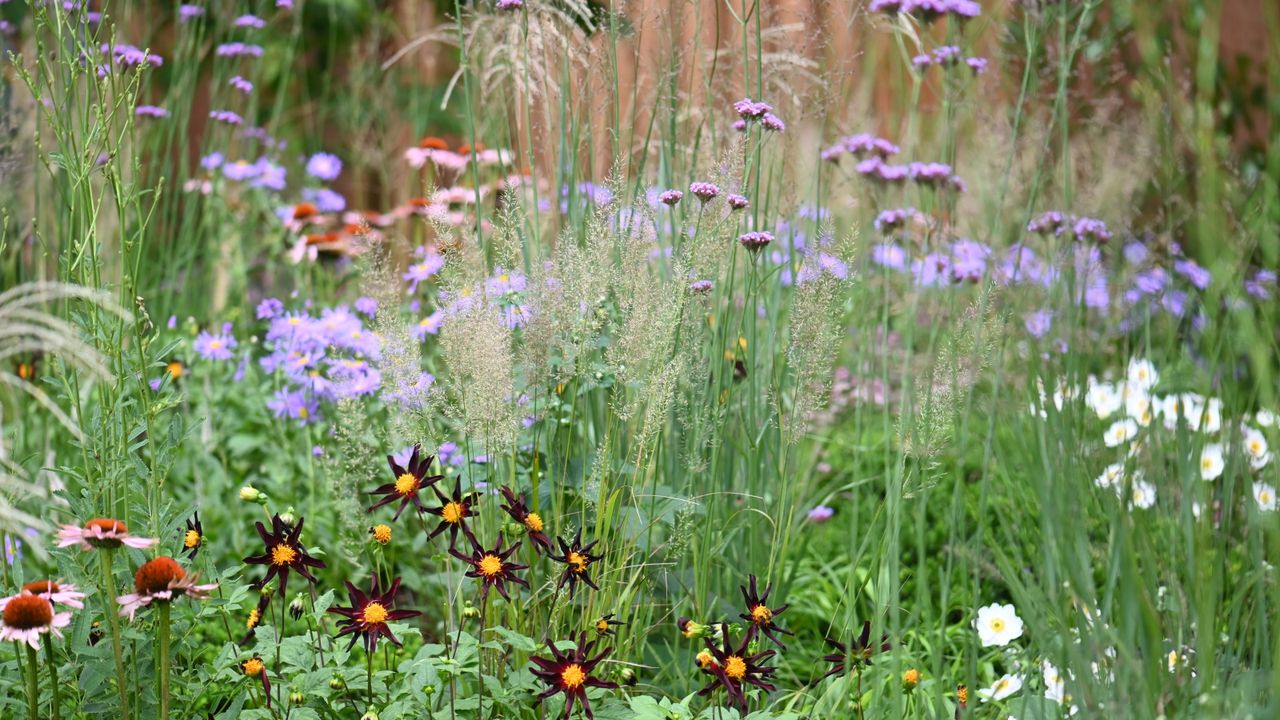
251;159;287;191
193;330;237;360
267;388;319;424
233;14;266;28
1024;309;1053;338
222;159;260;181
966;57;988;74
209;110;243;125
403;249;445;292
949;239;990;283
1028;210;1067;235
354;297;377;317
102;43;163;67
659;189;683;206
911;54;933;69
931;46;962;65
497;0;524;8
167;315;178;329
1246;269;1276;300
305;152;342;181
412;311;444;340
807;506;834;523
178;4;204;23
230;75;254;93
200;152;224;170
732;119;747;132
1123;242;1149;265
1161;289;1189;317
873;207;916;234
732;97;773;119
1173;259;1211;290
816;252;850;280
257;298;284;319
135;105;169;118
302;187;346;213
912;253;951;286
738;231;774;253
215;43;264;58
689;182;720;201
485;268;528;296
761;113;786;132
1133;268;1168;295
1072;217;1112;243
871;243;908;271
726;193;749;210
689;279;714;294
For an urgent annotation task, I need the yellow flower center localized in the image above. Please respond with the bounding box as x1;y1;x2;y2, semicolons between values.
395;473;418;495
167;361;183;378
362;602;389;625
247;608;260;629
210;340;223;349
596;618;610;633
478;554;503;577
271;544;298;566
442;502;464;524
567;551;588;573
560;663;586;689
524;513;544;533
724;656;747;680
372;525;392;544
243;658;264;676
1249;440;1264;454
750;605;772;624
695;649;715;668
297;406;309;419
1202;458;1214;470
184;530;201;549
989;618;1006;633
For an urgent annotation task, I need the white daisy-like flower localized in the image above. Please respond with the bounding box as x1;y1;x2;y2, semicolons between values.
1199;397;1224;433
978;673;1024;701
1242;427;1269;467
1251;451;1272;471
1042;659;1066;701
1095;463;1125;489
1253;482;1277;512
1129;479;1157;509
1199;443;1225;481
1127;358;1159;391
1256;409;1277;428
1125;391;1155;426
1085;379;1123;419
974;603;1024;647
1104;419;1139;447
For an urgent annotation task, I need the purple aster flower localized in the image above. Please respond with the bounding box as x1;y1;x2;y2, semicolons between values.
200;152;224;170
233;14;266;28
267;388;319;424
1123;242;1149;265
412;311;444;340
659;189;683;206
178;4;204;23
215;43;264;58
1173;259;1211;290
209;110;242;125
761;113;786;132
222;159;260;181
738;231;774;253
689;182;720;202
305;152;342;181
257;298;284;319
251;159;287;191
817;253;850;280
807;506;834;523
354;297;377;317
485;268;528;296
1161;289;1189;317
135;105;169;118
403;250;445;292
302;187;346;213
1024;309;1053;338
726;193;749;210
229;75;254;93
193;330;237;360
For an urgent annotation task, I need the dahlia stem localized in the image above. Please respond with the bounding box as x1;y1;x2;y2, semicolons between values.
158;601;172;720
366;645;375;705
44;635;62;720
24;642;39;720
98;549;131;719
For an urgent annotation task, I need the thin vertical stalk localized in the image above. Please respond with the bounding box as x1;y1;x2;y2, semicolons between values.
157;601;171;720
23;642;39;720
44;636;62;720
98;549;130;719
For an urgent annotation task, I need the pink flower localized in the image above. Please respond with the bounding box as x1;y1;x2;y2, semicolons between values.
0;592;72;650
0;580;87;610
57;518;159;551
117;557;218;620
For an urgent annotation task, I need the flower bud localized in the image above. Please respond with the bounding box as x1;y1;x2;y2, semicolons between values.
677;617;708;639
289;595;306;620
279;507;296;526
239;486;261;502
360;712;379;720
903;668;920;691
289;691;305;704
329;676;346;690
462;603;480;620
258;583;275;598
423;685;436;696
619;668;637;686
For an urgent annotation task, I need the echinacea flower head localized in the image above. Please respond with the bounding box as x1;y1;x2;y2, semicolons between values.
2;580;87;610
530;633;619;720
329;575;422;653
698;622;778;711
243;514;326;598
117;556;218;619
974;603;1024;647
499;486;552;553
737;575;792;649
550;530;603;598
449;534;529;601
0;592;71;649
182;512;204;559
368;444;443;521
822;620;890;677
978;673;1024;701
57;518;159;551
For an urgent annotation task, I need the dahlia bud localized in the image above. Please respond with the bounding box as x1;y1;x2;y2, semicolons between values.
903;668;920;691
289;691;305;704
369;524;392;545
423;684;436;696
329;676;346;690
289;595;305;620
462;603;480;620
258;583;275;598
619;667;637;686
239;485;261;502
360;712;379;720
677;617;708;639
278;507;296;526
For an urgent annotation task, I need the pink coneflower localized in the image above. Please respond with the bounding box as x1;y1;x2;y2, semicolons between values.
690;181;720;202
1;580;88;610
117;556;218;620
57;519;159;551
0;593;72;649
659;189;684;206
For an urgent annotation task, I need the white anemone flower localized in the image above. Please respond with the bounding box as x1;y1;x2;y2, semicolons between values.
974;603;1024;647
1095;463;1124;489
1104;419;1139;447
1199;443;1225;481
1085;379;1122;419
1254;483;1277;512
978;673;1023;702
1128;479;1157;509
1126;358;1159;391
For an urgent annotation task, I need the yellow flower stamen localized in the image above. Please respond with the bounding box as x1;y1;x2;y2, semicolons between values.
695;649;716;668
478;554;503;577
184;530;201;549
271;544;298;566
371;525;392;545
567;551;588;573
247;608;260;629
243;658;264;676
750;605;772;624
166;361;183;378
394;473;418;496
362;602;389;625
560;663;586;689
989;618;1006;633
724;656;747;680
524;512;544;533
442;502;464;524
